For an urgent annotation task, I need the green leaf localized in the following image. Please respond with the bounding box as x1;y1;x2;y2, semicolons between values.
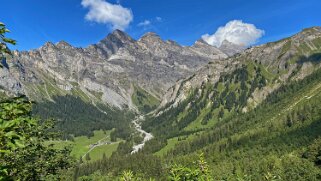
2;38;16;45
14;139;25;148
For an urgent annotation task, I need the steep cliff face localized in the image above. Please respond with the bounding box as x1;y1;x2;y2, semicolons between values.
3;30;227;110
219;39;246;56
0;59;23;96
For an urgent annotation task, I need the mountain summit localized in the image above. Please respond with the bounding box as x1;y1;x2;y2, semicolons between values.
219;39;246;56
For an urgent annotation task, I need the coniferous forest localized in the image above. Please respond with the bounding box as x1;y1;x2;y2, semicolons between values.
32;95;134;139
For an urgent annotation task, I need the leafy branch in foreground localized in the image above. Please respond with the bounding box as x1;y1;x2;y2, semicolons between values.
169;153;212;181
0;22;16;55
0;22;16;68
0;96;74;180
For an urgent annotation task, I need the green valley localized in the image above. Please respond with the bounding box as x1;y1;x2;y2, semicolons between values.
75;59;321;180
46;130;123;162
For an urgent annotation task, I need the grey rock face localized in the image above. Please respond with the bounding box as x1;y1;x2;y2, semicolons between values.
191;39;228;59
3;30;226;109
0;59;23;96
219;40;246;56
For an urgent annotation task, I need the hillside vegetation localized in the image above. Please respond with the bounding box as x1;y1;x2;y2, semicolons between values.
73;64;321;180
131;85;160;113
32;95;134;139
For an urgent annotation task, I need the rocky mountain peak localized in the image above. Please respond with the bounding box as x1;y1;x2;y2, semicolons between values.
112;29;126;36
40;42;58;53
137;32;169;54
301;26;321;34
42;42;56;49
165;40;181;47
56;41;72;49
86;30;135;59
190;39;228;59
194;38;208;45
139;32;162;42
106;29;135;44
193;39;209;46
219;40;246;56
290;26;321;42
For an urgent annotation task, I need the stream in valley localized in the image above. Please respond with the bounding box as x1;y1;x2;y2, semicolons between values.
131;115;154;154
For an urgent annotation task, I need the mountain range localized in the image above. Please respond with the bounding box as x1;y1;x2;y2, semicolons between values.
0;30;231;110
0;26;321;130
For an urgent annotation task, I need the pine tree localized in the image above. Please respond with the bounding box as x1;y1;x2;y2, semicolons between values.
218;108;224;119
85;153;91;161
286;114;293;127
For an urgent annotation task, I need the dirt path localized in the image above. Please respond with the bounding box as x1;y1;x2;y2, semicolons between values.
81;136;118;159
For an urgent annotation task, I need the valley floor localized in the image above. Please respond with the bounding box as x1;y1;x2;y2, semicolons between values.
46;130;122;162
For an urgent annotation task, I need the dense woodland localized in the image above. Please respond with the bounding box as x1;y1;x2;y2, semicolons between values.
32;95;134;139
131;85;160;114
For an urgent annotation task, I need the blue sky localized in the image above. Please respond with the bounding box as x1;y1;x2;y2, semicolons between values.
1;0;321;50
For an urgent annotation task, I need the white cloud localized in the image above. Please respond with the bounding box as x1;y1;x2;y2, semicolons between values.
202;20;264;47
156;17;162;22
137;20;151;27
81;0;133;30
137;17;162;29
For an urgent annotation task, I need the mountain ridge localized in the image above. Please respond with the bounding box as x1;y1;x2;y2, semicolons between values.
1;29;228;111
1;27;320;112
